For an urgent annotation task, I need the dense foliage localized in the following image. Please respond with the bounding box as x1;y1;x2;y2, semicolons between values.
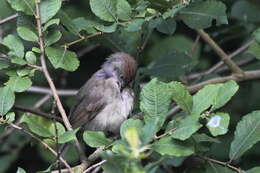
0;0;260;172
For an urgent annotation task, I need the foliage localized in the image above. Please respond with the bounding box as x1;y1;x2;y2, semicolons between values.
0;0;260;173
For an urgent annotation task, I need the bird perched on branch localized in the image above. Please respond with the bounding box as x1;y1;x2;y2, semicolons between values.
69;52;137;134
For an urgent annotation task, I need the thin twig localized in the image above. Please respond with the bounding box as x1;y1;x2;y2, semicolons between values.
188;35;200;57
27;86;77;96
83;160;107;173
0;13;19;25
34;95;52;108
9;123;72;172
13;105;63;122
64;32;102;48
199;156;242;173
77;44;100;58
34;0;88;166
196;29;244;75
154;128;177;140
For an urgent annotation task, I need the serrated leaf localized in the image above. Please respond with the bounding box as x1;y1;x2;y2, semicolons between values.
247;42;260;60
21;114;65;138
25;51;36;64
171;116;202;140
45;30;62;46
191;84;221;115
140;78;172;130
156;18;176;35
206;112;230;136
180;0;228;29
16;167;26;173
205;162;236;173
5;76;32;92
83;131;112;147
90;0;117;22
7;0;35;15
3;35;24;58
116;0;132;21
146;52;193;80
153;137;194;157
229;111;260;161
58;128;79;144
17;26;38;42
169;81;193;113
125;19;144;32
40;0;62;24
0;87;15;115
43;18;60;31
246;167;260;173
45;47;79;71
212;80;239;110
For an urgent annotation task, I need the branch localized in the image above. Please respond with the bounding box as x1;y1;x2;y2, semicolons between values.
27;86;77;96
64;32;102;48
0;13;19;25
13;105;63;122
83;160;107;173
34;0;88;166
9;123;72;172
199;156;242;173
196;29;244;75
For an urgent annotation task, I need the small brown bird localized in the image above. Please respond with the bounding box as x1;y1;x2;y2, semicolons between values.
69;52;137;134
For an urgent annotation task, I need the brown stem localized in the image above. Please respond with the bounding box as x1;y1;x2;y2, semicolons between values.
10;123;72;172
34;0;88;166
65;32;102;48
196;29;244;75
0;13;19;25
27;86;77;96
83;160;107;173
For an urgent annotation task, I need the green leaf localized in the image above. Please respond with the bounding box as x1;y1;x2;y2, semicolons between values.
43;18;60;31
11;57;27;65
212;80;239;110
191;84;221;115
247;42;260;60
40;0;62;24
192;133;220;143
90;0;117;22
116;0;132;21
5;112;15;123
58;128;79;144
140;78;172;130
72;17;97;33
205;162;236;173
5;76;32;92
32;47;41;53
83;131;112;147
95;23;117;33
0;43;10;54
57;10;80;35
3;35;24;58
7;0;35;15
17;26;38;42
16;167;26;173
156;18;176;35
120;119;144;139
146;52;193;80
153;137;194;157
206;112;230;136
229;111;260;161
246;167;260;173
45;47;79;71
180;0;228;29
25;51;36;64
21;114;65;138
231;0;260;23
253;28;260;44
171;116;202;140
0;87;15;115
169;81;193;113
45;30;62;46
0;58;10;70
125;19;144;32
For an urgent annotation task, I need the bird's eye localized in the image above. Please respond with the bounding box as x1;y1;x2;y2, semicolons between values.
120;74;124;80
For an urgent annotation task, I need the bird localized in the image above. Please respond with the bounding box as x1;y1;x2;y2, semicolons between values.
69;52;137;134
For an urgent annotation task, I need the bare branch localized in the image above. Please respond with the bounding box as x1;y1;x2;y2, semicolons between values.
196;29;244;75
65;32;102;48
83;160;107;173
27;86;77;96
9;123;72;172
0;13;19;25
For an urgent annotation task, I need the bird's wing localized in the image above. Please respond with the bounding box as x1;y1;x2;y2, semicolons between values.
69;76;107;129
